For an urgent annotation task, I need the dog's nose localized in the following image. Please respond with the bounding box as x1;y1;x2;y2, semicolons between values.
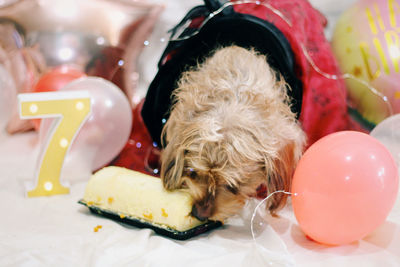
191;202;212;221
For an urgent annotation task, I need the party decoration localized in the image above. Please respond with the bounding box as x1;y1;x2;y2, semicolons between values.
1;0;163;133
370;113;400;164
108;100;160;176
19;91;91;197
33;66;85;93
31;66;85;130
332;0;400;126
39;77;132;173
292;131;399;245
0;64;16;132
1;18;46;134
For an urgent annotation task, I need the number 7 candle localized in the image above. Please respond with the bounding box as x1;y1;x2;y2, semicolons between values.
19;91;91;197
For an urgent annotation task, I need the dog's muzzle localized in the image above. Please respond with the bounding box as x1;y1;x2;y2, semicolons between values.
191;202;213;221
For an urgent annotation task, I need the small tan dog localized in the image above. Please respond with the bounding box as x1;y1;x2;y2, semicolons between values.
161;46;306;222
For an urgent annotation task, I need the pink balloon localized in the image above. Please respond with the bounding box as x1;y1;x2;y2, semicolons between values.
292;131;399;245
39;77;132;175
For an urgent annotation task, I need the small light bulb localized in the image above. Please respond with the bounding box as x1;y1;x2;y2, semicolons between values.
60;138;69;148
44;182;53;191
96;37;105;45
30;104;38;114
75;101;84;110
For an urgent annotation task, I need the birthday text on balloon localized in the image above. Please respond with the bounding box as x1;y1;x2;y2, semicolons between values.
361;0;400;81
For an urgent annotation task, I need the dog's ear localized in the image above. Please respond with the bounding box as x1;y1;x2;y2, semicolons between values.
161;146;185;190
266;141;302;214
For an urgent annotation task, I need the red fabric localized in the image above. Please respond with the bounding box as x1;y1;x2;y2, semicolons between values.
234;0;364;146
109;100;161;176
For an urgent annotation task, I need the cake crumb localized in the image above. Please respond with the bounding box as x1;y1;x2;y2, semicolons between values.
143;212;153;220
119;214;126;219
108;197;114;204
94;225;102;232
161;208;168;218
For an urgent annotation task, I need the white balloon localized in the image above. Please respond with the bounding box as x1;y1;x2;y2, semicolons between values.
370;114;400;166
39;77;132;181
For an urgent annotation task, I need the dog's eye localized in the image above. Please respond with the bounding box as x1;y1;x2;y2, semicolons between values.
190;172;198;179
189;170;197;179
181;180;188;189
225;184;238;195
185;167;197;179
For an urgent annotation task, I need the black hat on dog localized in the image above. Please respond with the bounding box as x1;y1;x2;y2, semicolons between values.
142;0;302;147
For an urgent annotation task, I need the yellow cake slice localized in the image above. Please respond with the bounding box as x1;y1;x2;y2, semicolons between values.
82;166;203;232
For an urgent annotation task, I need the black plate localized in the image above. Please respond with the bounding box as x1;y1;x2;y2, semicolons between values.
78;200;222;240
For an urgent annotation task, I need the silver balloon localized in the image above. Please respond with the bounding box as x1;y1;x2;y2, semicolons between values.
0;0;19;8
0;0;163;134
26;31;108;68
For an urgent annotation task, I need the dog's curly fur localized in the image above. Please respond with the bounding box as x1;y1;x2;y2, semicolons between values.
161;46;306;222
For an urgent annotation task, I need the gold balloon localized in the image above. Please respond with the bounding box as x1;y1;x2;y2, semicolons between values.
332;0;400;126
